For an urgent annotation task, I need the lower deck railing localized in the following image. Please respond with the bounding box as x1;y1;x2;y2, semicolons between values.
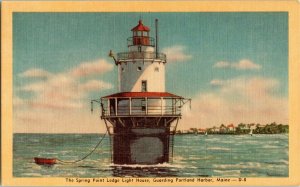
99;97;187;118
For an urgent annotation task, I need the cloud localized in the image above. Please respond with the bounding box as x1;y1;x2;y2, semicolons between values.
213;59;261;70
162;45;192;63
14;59;115;133
180;76;288;130
18;68;52;78
13;96;26;107
70;59;114;77
15;59;113;110
210;79;225;86
79;80;113;92
213;61;230;68
18;76;112;110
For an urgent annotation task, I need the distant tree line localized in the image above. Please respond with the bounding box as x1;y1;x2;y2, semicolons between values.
252;122;289;134
176;122;289;135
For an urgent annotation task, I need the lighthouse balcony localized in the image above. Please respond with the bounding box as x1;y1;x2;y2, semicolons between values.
99;92;190;118
117;51;166;63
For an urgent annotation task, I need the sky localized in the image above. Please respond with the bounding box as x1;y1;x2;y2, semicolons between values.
13;12;288;133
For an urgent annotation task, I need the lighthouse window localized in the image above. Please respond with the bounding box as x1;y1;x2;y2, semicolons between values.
154;67;159;72
121;67;125;72
137;66;142;71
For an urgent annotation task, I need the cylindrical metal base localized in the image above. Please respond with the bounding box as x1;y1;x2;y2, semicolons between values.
113;128;170;165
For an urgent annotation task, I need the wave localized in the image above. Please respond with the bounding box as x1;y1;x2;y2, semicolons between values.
204;138;219;142
278;159;289;165
241;140;260;144
213;162;262;169
213;169;241;177
189;155;214;160
109;163;184;169
263;159;288;165
37;152;58;155
214;161;288;172
22;172;43;177
207;147;231;151
172;156;185;161
262;145;280;149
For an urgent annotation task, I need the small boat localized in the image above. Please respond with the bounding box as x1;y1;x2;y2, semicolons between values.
205;132;208;136
34;157;57;165
249;130;253;136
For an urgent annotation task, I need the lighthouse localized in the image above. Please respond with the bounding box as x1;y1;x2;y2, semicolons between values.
96;19;190;165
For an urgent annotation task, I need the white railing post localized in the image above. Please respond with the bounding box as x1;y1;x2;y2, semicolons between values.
115;98;118;116
161;97;163;115
129;97;132;115
174;99;177;115
107;99;110;116
145;97;148;115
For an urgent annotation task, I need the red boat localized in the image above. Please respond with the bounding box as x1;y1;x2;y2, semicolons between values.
34;157;57;165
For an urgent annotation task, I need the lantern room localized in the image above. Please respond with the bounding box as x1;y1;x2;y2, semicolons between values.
128;20;154;47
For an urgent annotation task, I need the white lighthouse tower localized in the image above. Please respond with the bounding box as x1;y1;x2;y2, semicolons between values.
96;19;190;164
119;19;165;93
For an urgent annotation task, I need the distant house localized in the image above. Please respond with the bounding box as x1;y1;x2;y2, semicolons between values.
219;125;227;133
182;130;189;134
198;128;206;133
256;124;266;128
238;123;248;130
227;124;235;131
182;130;193;134
248;124;256;130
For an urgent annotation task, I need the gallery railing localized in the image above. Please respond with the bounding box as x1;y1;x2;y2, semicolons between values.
117;51;166;62
100;97;185;117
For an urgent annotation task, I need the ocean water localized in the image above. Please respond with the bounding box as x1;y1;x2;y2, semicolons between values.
13;133;288;177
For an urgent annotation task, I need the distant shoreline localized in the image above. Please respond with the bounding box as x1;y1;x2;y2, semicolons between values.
13;123;289;135
176;132;288;135
176;122;289;135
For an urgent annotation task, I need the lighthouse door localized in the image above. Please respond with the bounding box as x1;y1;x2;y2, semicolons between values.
141;80;147;92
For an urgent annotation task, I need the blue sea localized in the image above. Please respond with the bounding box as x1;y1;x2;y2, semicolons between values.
13;133;288;177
